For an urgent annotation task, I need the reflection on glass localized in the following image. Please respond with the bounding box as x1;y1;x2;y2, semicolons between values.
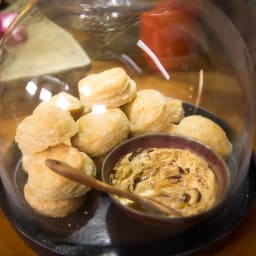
80;85;91;97
92;104;107;114
55;95;71;111
39;88;52;102
137;39;170;80
25;80;38;96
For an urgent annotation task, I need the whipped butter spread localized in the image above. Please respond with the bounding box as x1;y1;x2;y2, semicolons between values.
110;148;217;217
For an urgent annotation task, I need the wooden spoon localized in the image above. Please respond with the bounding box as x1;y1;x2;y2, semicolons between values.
45;159;182;217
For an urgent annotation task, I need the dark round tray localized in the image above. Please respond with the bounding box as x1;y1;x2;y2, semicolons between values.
0;103;255;256
0;154;255;256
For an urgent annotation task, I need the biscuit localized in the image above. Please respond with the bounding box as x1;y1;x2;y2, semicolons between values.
123;89;171;135
24;144;96;200
24;184;85;218
15;107;78;155
78;67;136;110
33;92;84;120
72;108;130;157
175;115;232;157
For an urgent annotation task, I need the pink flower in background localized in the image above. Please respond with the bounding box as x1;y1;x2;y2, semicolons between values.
0;12;27;47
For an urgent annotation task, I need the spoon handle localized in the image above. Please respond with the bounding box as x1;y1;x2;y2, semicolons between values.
45;159;181;217
45;159;139;201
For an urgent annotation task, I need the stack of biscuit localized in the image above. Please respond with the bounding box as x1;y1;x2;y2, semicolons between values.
15;68;136;218
22;144;96;218
73;67;134;157
15;95;96;218
14;66;232;218
76;67;231;157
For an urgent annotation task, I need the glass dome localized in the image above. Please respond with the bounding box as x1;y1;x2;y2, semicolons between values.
0;0;255;242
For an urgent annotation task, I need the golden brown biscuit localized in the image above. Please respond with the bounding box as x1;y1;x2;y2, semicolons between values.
15;107;78;155
78;67;136;110
24;184;85;218
174;115;232;157
72;108;130;157
33;92;84;120
123;89;171;135
24;144;96;200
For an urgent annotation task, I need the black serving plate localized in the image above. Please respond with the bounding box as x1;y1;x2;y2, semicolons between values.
0;104;255;256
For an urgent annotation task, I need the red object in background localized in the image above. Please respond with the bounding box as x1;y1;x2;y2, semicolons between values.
140;1;199;72
0;12;27;47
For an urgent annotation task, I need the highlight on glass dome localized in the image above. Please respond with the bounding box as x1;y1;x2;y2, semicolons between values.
0;0;255;255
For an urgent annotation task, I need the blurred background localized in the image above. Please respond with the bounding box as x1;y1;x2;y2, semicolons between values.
212;0;256;67
1;0;256;68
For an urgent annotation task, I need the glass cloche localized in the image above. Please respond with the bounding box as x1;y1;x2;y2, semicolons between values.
0;0;255;255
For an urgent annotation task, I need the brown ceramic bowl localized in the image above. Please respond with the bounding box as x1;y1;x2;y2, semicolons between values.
101;133;230;228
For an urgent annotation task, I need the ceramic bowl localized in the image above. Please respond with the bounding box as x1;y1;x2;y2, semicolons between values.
101;133;230;228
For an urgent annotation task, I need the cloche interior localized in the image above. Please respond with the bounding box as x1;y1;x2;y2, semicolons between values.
0;0;255;217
